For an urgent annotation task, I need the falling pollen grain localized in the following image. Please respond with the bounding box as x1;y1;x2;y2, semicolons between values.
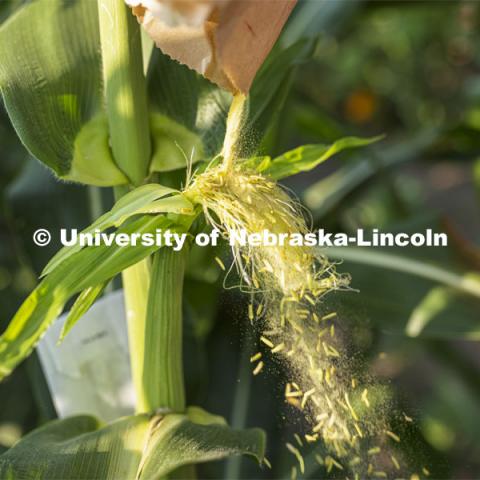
294;433;303;447
385;430;401;443
322;312;337;321
250;352;262;363
271;342;285;353
253;361;264;375
214;256;226;271
390;455;400;470
248;304;254;321
361;388;370;407
260;336;274;348
286;443;305;474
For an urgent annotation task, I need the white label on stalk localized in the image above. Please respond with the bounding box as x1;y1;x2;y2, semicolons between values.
37;290;135;422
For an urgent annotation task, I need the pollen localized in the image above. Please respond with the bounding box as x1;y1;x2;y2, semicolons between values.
294;433;303;447
271;342;285;353
353;422;364;438
305;294;316;306
361;388;370;408
286;443;305;474
260;336;274;348
253;361;264;376
325;455;343;471
182;140;410;478
344;393;359;421
250;352;262;363
290;466;297;480
214;256;226;271
301;388;316;409
385;430;401;443
391;455;400;470
403;412;413;423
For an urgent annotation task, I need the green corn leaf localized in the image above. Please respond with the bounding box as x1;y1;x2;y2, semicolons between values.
149;113;205;173
135;195;195;216
325;247;480;300
0;0;128;186
63;114;128;186
0;214;192;381
326;245;480;339
405;287;455;338
147;39;314;160
58;283;108;343
140;407;265;478
0;407;266;479
42;184;189;277
246;136;382;180
304;130;438;218
1;1;312;184
242;38;315;157
147;49;231;157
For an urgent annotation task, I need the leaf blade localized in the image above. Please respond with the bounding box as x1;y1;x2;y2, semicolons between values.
0;0;115;182
140;407;265;479
0;408;265;480
58;283;107;342
324;246;480;300
42;184;182;277
248;136;382;180
1;215;190;381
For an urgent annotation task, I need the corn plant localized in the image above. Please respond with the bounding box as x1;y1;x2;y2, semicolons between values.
3;1;479;479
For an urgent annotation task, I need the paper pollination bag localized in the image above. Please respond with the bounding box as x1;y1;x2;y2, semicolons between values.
126;0;297;94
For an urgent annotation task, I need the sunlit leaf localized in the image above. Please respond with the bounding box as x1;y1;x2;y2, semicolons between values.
405;287;455;337
149;113;205;173
0;215;192;381
42;184;186;277
0;407;266;479
0;0;126;185
147;39;314;160
246;136;381;180
326;243;480;339
147;49;230;157
325;247;480;300
59;283;107;342
64;115;128;186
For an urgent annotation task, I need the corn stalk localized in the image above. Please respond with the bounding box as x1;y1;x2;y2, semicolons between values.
98;0;185;415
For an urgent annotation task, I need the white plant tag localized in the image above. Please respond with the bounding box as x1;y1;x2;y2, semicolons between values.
37;290;135;422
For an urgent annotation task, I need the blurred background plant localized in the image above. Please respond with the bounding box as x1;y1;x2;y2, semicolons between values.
1;0;480;479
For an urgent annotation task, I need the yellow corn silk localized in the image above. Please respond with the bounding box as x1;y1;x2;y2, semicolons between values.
183;98;416;479
184;162;346;294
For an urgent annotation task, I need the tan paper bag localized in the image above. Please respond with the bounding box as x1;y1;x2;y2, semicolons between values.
127;0;297;93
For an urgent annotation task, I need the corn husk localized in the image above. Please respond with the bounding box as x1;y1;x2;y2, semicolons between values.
126;0;297;93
